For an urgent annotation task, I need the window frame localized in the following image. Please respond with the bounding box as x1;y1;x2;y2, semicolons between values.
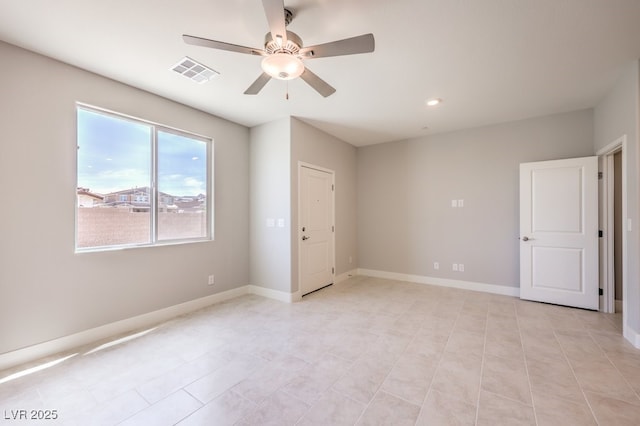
75;103;214;252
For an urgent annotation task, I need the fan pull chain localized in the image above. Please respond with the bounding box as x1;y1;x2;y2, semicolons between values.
286;81;289;100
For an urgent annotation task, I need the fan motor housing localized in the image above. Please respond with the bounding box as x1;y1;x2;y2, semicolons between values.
264;31;303;55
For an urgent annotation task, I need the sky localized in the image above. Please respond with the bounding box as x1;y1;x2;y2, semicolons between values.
77;108;208;196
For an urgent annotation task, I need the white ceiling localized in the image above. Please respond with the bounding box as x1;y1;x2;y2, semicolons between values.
1;0;640;146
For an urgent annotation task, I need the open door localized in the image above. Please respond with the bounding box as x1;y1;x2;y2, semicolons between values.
519;156;599;310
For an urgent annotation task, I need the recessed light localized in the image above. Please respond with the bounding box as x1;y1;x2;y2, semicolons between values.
426;98;442;106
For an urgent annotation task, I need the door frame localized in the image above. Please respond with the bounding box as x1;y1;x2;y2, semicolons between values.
297;161;336;297
597;135;627;317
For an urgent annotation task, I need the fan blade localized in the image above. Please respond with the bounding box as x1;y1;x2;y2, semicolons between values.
183;34;264;56
262;0;288;45
299;68;336;97
244;73;272;95
300;33;375;59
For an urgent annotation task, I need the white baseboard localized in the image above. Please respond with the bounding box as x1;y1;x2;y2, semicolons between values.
1;284;299;372
357;268;520;297
623;324;640;349
248;285;296;303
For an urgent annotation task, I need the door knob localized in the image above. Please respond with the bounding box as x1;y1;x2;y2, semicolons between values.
522;236;531;241
302;236;310;241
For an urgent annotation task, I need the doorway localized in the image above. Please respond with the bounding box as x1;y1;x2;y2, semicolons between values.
598;135;627;317
613;151;623;312
298;163;335;296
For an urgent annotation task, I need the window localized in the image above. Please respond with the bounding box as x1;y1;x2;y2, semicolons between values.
76;105;212;251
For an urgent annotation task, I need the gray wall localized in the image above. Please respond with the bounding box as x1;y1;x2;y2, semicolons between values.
291;118;358;292
357;109;594;289
594;59;640;333
249;117;358;295
0;42;250;354
249;118;292;293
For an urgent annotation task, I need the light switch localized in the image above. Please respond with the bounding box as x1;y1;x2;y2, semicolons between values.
458;199;464;207
277;218;285;228
266;218;275;227
451;200;458;208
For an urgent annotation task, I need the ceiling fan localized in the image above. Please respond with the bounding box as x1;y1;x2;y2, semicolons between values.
183;0;375;97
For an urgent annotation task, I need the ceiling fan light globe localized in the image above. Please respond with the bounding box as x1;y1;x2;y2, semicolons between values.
261;53;304;80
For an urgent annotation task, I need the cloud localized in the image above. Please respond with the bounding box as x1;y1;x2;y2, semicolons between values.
99;168;148;180
183;177;203;188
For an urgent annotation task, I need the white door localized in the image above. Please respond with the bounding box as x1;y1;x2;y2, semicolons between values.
299;165;334;296
520;156;599;309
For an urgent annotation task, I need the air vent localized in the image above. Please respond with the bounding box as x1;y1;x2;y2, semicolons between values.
170;57;219;84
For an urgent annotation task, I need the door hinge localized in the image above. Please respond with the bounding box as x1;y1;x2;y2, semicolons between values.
332;225;334;232
332;184;334;191
598;172;603;180
599;230;603;238
599;288;603;296
332;267;335;274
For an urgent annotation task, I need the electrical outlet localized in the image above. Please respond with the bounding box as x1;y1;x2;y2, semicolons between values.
459;264;465;272
208;275;215;285
452;263;458;271
433;262;439;270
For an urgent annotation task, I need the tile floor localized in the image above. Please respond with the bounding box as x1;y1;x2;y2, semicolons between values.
2;276;640;425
